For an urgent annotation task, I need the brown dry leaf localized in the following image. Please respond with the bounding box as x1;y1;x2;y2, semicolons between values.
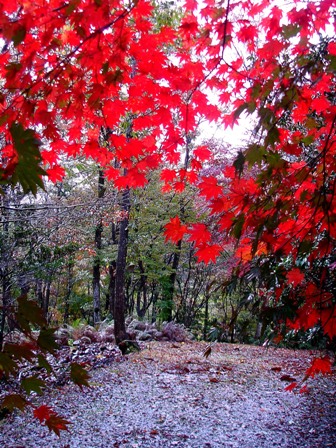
202;345;212;359
222;365;233;371
280;374;296;382
209;377;220;383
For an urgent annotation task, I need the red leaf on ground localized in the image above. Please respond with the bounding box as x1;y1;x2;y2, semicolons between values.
285;382;298;392
299;385;309;394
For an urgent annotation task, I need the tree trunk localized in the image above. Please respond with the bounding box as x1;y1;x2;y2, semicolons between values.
0;268;11;350
106;260;116;316
161;240;181;321
92;169;105;324
19;274;30;296
64;258;74;324
92;223;102;324
43;277;51;321
105;221;118;315
203;292;209;340
36;278;43;308
136;260;147;319
0;189;11;349
114;186;130;344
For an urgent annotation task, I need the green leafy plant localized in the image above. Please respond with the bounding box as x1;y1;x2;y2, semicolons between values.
0;295;90;435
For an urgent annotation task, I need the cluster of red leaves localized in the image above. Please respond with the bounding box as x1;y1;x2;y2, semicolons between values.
161;0;335;378
0;0;219;191
285;355;333;393
34;405;71;436
164;216;222;264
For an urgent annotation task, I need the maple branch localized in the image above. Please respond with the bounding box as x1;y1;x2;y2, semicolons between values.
186;0;231;104
220;0;231;61
0;202;90;211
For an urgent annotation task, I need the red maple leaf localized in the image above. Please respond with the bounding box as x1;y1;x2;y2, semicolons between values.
33;405;53;423
285;382;298;392
305;356;332;379
164;216;188;244
188;223;211;245
45;413;71;437
286;268;305;286
46;165;65;183
105;166;119;181
114;168;148;189
210;197;226;215
179;16;198;41
328;41;336;55
198;176;222;200
195;243;221;264
237;24;257;43
218;212;235;231
173;181;185;192
34;405;71;436
160;169;177;183
321;307;336;339
193;146;212;161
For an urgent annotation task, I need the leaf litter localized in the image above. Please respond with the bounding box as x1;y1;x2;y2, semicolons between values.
0;341;335;447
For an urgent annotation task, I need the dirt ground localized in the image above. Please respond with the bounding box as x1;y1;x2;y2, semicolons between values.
1;341;335;448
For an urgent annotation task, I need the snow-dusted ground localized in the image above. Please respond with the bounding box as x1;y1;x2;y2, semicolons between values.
1;342;335;448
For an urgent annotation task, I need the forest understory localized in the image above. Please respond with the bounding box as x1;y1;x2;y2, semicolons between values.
0;341;335;448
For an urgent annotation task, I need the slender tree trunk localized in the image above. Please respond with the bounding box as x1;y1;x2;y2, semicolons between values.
0;268;11;350
93;222;102;323
64;257;74;324
151;289;159;323
36;278;43;308
136;260;147;319
43;277;51;321
162;240;181;321
203;293;209;340
0;189;11;349
19;274;30;296
114;186;130;344
106;260;116;316
92;169;105;324
230;305;237;343
113;120;132;344
105;221;118;315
